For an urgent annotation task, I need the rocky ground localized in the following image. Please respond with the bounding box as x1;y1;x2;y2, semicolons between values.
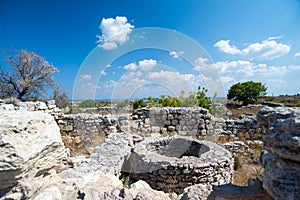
0;100;299;200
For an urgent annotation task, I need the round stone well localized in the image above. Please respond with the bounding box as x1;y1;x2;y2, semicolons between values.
122;136;233;193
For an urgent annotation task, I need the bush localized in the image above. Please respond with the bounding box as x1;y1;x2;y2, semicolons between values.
133;99;147;109
95;101;110;108
79;99;95;108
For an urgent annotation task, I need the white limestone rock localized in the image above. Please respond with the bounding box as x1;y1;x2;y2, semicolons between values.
0;109;66;190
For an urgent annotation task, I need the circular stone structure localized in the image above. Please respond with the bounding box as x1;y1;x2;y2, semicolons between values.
122;136;233;193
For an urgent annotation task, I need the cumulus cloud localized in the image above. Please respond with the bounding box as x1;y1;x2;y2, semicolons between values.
241;39;291;60
214;38;291;60
138;59;157;71
194;57;213;71
124;63;138;71
169;51;184;58
294;52;300;57
79;74;92;81
101;80;117;89
123;59;157;71
214;40;241;55
100;70;107;76
97;16;134;50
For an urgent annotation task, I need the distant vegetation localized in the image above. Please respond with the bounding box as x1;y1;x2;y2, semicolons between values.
133;86;213;112
79;99;96;108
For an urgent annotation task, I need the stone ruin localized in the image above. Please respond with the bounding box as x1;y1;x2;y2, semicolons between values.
258;107;300;200
122;136;233;193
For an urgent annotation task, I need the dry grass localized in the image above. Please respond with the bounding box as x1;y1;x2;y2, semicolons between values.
61;132;106;157
259;95;300;107
233;164;264;186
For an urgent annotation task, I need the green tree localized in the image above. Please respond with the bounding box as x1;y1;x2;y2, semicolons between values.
196;86;212;111
79;99;95;108
227;81;267;105
0;49;58;100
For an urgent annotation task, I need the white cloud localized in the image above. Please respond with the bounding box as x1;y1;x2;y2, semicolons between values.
100;70;107;76
294;52;300;57
267;35;283;40
221;76;236;83
124;63;138;71
169;51;184;58
101;80;117;89
214;38;291;60
214;40;241;55
79;74;92;81
215;60;253;74
241;39;291;60
194;57;214;72
147;70;197;90
138;59;157;71
123;59;157;71
97;16;134;50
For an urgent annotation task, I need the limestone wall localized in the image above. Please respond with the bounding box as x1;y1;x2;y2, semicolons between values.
258;107;300;200
57;107;263;141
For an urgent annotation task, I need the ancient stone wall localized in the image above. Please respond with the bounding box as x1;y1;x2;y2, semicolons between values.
213;114;263;140
123;136;233;194
258;107;300;200
56;107;263;142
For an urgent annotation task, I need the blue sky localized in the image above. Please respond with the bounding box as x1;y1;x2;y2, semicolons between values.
1;0;300;100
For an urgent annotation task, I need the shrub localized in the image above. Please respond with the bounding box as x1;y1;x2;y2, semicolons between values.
95;101;109;108
133;99;147;109
79;99;95;108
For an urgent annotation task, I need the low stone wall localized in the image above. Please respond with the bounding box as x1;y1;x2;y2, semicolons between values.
258;107;300;200
57;107;264;148
132;107;214;136
57;114;120;137
213;114;263;140
123;136;233;193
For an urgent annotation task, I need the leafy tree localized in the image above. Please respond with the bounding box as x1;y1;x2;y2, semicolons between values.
196;86;212;111
0;49;58;100
133;99;147;109
54;88;69;108
227;81;267;105
79;99;95;108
